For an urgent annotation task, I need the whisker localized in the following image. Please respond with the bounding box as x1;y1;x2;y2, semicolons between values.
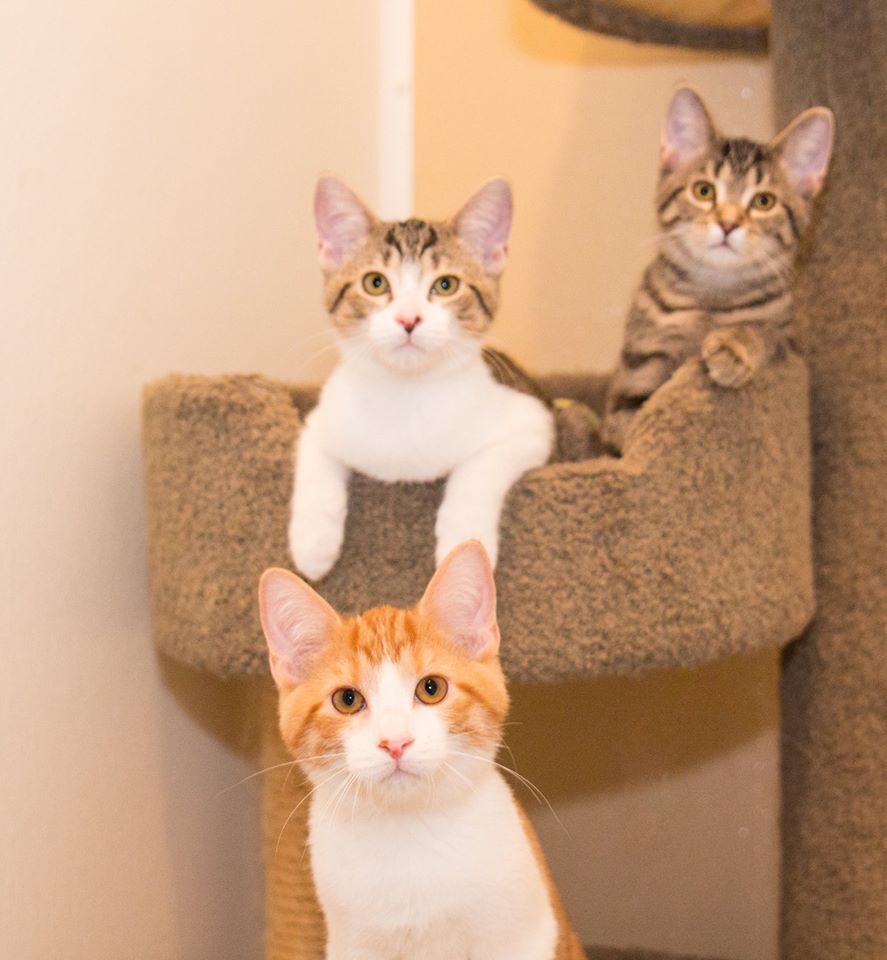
275;765;346;857
447;749;570;837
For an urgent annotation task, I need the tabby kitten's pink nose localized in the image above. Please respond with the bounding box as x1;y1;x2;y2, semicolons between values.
397;316;421;334
378;737;414;760
718;219;739;236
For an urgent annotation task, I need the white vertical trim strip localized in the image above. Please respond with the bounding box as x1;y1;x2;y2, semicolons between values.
377;0;415;219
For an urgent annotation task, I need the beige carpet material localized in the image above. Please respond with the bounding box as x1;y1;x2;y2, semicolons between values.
143;356;813;686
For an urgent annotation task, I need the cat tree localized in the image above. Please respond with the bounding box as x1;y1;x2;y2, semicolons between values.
531;2;887;958
142;1;885;957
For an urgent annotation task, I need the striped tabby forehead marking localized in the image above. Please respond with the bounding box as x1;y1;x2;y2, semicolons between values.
382;218;441;263
714;137;768;179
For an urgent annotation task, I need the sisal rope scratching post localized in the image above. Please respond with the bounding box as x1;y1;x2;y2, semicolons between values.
261;682;326;960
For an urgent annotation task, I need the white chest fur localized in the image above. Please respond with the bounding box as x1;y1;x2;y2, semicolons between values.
308;355;551;483
309;771;558;960
288;352;553;578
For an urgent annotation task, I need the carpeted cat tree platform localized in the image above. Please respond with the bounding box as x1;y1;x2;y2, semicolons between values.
146;358;811;960
142;1;885;958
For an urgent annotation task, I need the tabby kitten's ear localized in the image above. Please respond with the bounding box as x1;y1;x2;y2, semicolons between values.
259;567;341;688
661;87;716;173
419;540;500;658
771;107;835;198
453;179;512;275
314;176;375;270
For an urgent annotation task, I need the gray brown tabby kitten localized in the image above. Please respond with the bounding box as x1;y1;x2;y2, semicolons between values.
602;87;834;454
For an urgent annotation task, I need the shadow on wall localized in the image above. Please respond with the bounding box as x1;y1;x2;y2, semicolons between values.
507;650;778;803
157;657;266;956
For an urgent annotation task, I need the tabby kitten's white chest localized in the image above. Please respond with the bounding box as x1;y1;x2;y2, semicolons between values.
310;354;550;484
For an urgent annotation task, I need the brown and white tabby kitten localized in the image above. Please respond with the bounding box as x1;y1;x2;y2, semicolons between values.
259;541;585;960
288;178;555;581
602;87;834;453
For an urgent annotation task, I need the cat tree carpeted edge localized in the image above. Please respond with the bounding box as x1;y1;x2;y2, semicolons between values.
142;355;813;684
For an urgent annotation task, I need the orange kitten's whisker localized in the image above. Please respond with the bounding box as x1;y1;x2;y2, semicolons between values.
215;759;299;797
446;749;569;836
275;765;347;857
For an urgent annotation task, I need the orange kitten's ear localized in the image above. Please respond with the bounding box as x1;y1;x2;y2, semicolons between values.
771;107;835;198
258;567;341;688
453;179;512;275
662;87;715;173
419;541;500;659
314;176;374;270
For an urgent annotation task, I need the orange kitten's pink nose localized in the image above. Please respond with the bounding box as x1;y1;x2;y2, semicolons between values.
396;316;421;334
718;219;739;236
378;737;414;760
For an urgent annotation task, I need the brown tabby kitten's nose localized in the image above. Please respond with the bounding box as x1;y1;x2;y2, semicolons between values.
718;220;739;236
397;316;421;334
378;737;414;760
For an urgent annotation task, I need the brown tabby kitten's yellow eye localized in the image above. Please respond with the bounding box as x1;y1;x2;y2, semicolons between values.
750;191;777;212
331;687;366;714
415;676;448;705
362;272;390;296
430;275;460;297
691;181;716;202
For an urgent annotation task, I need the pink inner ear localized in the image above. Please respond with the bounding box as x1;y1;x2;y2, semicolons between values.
259;568;339;688
419;541;500;659
778;110;834;197
662;88;714;171
454;179;512;274
314;177;373;269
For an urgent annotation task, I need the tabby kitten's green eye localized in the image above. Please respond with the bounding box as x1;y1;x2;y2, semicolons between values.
430;275;460;297
691;181;716;202
362;272;390;296
415;676;448;705
750;191;777;212
331;687;366;714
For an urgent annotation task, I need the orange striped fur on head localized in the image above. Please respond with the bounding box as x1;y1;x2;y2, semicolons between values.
259;541;508;808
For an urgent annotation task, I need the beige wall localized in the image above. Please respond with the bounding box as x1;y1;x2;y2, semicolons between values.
416;2;779;958
0;1;381;957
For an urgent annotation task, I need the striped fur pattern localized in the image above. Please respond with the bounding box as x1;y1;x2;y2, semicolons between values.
289;178;554;580
602;87;834;453
259;542;585;960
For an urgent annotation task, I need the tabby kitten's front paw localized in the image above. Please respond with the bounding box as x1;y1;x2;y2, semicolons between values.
702;328;763;389
288;506;346;582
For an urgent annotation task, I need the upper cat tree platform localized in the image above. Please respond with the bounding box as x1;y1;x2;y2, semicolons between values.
529;0;769;51
142;354;813;683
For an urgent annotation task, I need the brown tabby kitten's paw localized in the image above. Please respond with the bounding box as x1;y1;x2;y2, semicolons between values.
702;327;764;389
553;399;605;462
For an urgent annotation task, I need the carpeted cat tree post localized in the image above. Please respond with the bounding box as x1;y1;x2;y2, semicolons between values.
529;3;887;959
141;2;885;958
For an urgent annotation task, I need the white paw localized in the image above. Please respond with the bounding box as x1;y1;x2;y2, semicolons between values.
288;506;346;581
434;516;499;570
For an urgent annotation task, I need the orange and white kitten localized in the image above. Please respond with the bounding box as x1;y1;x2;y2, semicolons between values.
259;542;585;960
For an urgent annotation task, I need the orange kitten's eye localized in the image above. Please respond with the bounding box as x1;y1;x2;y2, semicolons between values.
331;687;366;714
362;272;390;296
691;181;716;203
430;275;460;297
415;676;448;705
750;191;777;212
